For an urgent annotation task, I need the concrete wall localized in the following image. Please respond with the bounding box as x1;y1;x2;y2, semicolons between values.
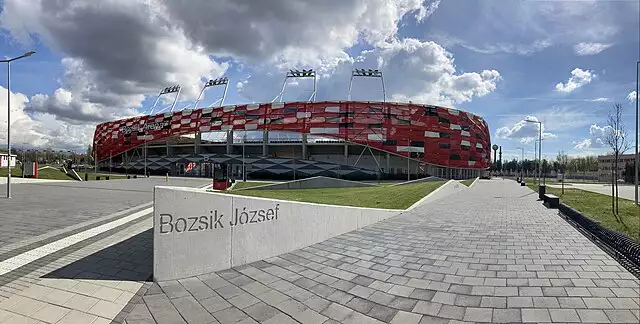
239;176;375;191
153;186;400;281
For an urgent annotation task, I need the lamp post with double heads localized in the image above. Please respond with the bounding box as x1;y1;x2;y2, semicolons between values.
525;119;542;184
2;51;35;199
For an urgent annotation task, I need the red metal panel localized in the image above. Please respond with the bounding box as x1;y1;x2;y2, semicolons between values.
93;101;492;169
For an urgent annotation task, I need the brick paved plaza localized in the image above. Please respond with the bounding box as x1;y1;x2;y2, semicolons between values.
0;178;638;323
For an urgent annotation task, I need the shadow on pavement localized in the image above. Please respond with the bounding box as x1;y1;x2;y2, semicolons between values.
42;228;154;282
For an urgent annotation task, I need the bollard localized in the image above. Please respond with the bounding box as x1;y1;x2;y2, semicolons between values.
165;173;169;182
96;176;101;180
538;185;546;200
134;175;137;179
127;175;131;179
84;173;88;181
106;176;110;180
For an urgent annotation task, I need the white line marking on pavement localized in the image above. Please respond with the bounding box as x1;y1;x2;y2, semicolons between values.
0;207;153;276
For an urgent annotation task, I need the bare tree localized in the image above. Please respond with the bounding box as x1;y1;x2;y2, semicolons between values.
603;103;631;217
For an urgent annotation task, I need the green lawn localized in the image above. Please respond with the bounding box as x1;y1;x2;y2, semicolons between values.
528;184;640;242
37;168;76;180
0;167;76;180
460;178;475;187
227;181;446;209
0;167;23;177
232;181;275;190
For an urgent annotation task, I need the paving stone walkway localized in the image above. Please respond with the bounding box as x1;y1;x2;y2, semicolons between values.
125;179;640;323
0;179;638;324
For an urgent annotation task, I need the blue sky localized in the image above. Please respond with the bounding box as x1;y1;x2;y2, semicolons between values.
0;0;638;160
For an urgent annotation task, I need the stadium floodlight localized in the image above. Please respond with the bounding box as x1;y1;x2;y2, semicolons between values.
272;69;317;103
348;68;386;102
149;85;182;114
193;77;229;109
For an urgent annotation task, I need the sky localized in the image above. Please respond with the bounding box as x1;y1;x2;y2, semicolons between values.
0;0;638;161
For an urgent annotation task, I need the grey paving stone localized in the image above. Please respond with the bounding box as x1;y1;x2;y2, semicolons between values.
321;302;353;321
603;309;638;323
463;307;493;322
507;296;533;308
549;308;581;323
213;306;250;324
388;296;418;311
521;308;551;323
493;308;521;323
390;310;422;324
454;295;481;307
577;309;611;323
303;296;331;312
532;297;560;308
409;289;436;301
413;301;443;316
171;296;217;324
199;294;232;314
367;304;398;322
345;297;376;314
243;302;279;322
143;294;186;324
437;304;465;320
481;296;506;308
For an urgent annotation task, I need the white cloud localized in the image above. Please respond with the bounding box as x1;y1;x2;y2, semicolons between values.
0;86;94;150
627;91;637;103
495;116;557;144
573;124;611;149
555;68;595;93
573;42;613;56
237;39;501;107
591;97;609;102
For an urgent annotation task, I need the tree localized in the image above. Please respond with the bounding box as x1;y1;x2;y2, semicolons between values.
603;103;631;218
86;145;93;164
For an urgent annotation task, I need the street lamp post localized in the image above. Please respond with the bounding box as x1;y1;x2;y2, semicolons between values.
2;51;35;199
516;147;524;181
635;61;639;206
242;132;246;182
525;119;542;185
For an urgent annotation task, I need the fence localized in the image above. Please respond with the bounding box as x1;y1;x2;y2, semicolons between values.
558;203;640;277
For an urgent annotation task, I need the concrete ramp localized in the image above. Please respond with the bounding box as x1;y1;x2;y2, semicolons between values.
236;176;375;190
390;176;447;186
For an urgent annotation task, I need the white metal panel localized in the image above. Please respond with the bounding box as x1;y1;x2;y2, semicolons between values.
367;133;386;141
424;131;440;138
461;140;471;146
296;112;312;118
325;106;340;113
310;127;339;134
461;130;470;137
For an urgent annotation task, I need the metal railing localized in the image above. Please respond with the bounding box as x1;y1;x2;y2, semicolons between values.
558;203;640;277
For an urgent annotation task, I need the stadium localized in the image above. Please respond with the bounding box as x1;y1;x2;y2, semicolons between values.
92;69;491;181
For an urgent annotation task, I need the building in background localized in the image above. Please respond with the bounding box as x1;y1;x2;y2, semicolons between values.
597;153;635;182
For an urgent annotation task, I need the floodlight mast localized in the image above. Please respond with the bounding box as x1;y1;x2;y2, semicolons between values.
272;69;317;102
149;85;181;115
193;77;229;109
348;69;386;102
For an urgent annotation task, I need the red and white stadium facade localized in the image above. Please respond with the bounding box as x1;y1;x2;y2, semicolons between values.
93;101;491;170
